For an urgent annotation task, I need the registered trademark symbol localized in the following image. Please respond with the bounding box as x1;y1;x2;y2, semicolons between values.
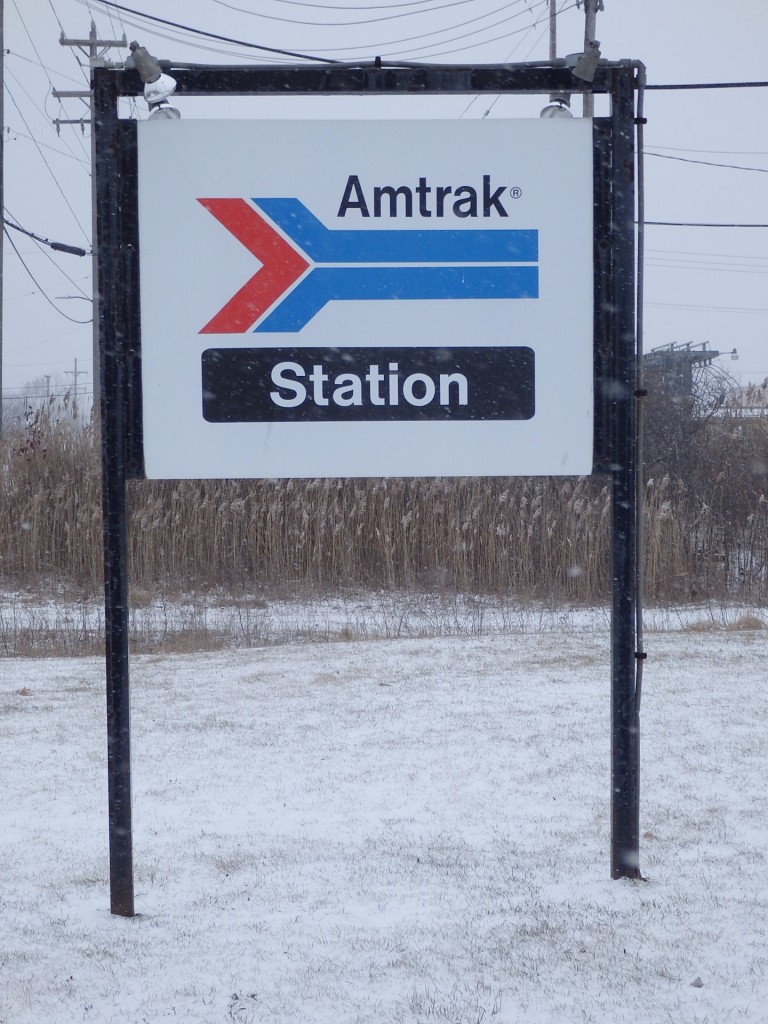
509;186;523;199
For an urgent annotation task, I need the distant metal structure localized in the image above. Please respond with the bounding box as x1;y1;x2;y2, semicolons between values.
644;341;727;396
94;56;644;916
722;382;768;419
646;340;724;362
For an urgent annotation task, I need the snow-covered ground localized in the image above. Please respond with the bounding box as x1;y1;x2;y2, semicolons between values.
1;604;767;1023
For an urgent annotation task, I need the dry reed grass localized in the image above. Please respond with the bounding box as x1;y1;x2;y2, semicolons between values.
1;401;767;605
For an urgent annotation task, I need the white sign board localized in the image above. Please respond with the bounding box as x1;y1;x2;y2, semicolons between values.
137;118;593;478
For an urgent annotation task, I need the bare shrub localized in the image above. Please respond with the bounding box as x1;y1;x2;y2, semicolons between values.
1;390;766;605
725;613;765;631
0;402;102;587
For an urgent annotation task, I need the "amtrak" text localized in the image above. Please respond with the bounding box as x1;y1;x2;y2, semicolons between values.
337;174;509;219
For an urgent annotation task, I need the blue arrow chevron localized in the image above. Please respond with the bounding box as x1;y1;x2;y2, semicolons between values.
254;265;539;333
254;198;538;264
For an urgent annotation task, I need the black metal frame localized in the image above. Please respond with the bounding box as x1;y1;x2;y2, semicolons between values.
93;60;642;916
593;71;641;880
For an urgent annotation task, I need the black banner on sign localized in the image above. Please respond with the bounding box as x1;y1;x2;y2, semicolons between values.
202;346;535;423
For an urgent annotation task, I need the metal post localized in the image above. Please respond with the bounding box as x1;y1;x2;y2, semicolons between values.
89;23;100;413
609;65;640;879
93;67;135;917
581;0;603;117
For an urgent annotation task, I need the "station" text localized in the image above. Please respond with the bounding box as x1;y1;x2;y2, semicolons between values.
270;360;469;409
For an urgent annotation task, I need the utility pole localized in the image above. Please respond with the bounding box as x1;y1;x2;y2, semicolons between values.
1;0;5;434
581;0;603;117
549;0;557;64
543;0;570;116
56;22;127;411
65;356;87;416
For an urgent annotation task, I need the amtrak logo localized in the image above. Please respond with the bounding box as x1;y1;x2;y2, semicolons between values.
198;196;539;334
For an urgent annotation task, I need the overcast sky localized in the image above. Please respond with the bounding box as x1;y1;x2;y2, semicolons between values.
4;0;767;402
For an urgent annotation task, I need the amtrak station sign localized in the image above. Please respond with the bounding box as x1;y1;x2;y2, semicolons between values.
137;118;594;478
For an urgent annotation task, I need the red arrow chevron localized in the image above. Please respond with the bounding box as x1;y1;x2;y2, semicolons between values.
198;198;310;334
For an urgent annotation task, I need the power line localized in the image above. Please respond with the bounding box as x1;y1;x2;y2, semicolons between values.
102;0;130;42
647;247;768;261
372;0;550;59
471;0;553;116
5;63;90;165
81;0;549;62
5;48;86;87
209;0;495;26
11;0;56;74
5;334;93;360
645;80;768;91
389;0;574;60
519;2;552;62
2;388;94;398
646;221;768;228
4;228;93;325
647;301;768;314
66;12;288;64
3;216;90;255
77;0;341;63
8;0;91;160
459;0;549;117
251;0;474;7
650;144;768;157
108;20;290;63
645;261;768;276
302;0;547;53
32;239;92;297
4;84;91;242
46;0;71;36
5;125;89;164
647;253;768;268
646;151;768;174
